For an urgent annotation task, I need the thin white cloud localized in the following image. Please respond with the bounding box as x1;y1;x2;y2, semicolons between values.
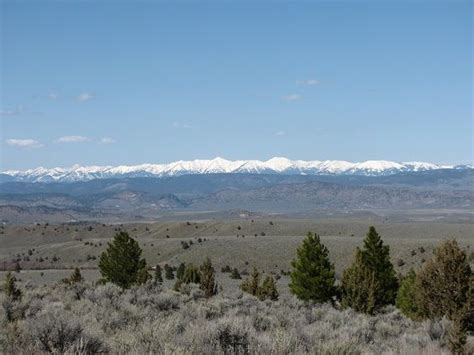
282;94;302;102
76;93;94;102
47;93;59;100
275;131;286;136
56;135;90;143
6;139;44;148
296;79;320;86
172;121;192;129
0;106;25;116
100;137;116;144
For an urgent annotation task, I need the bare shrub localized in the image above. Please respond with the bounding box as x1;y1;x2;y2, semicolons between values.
210;317;250;353
20;306;105;353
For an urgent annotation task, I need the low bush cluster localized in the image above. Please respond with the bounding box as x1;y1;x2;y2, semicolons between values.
240;268;279;301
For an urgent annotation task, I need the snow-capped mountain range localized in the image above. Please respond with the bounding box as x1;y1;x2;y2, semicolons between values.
2;157;471;183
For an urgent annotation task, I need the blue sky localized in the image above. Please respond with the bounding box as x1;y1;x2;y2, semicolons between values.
1;0;472;170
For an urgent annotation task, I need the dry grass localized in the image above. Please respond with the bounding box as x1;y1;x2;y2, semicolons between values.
1;219;472;280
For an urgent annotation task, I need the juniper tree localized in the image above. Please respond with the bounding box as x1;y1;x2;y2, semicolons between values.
240;267;261;296
63;267;84;285
259;275;279;301
415;239;472;321
230;268;241;279
174;263;201;291
200;257;217;298
98;231;148;289
240;268;279;301
164;264;174;280
448;313;467;354
136;267;151;285
342;227;398;313
221;265;232;273
289;232;337;303
71;267;83;283
341;251;378;314
182;264;201;284
464;276;474;332
154;265;163;283
176;262;186;280
4;272;21;301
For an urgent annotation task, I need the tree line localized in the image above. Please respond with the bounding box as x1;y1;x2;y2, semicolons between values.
289;227;472;354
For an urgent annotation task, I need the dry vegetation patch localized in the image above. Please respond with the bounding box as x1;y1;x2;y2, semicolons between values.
0;281;464;354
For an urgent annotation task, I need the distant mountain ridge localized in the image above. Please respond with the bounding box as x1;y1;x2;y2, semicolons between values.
1;170;472;223
2;157;471;183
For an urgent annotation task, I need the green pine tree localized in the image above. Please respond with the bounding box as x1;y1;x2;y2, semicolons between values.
289;232;337;303
98;231;148;289
360;226;398;306
200;257;217;298
396;269;420;320
342;226;398;313
395;269;420;320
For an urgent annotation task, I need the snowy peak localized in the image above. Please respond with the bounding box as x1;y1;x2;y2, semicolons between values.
264;157;295;171
2;158;468;183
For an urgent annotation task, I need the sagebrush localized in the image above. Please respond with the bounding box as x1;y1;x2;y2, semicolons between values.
1;281;467;354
